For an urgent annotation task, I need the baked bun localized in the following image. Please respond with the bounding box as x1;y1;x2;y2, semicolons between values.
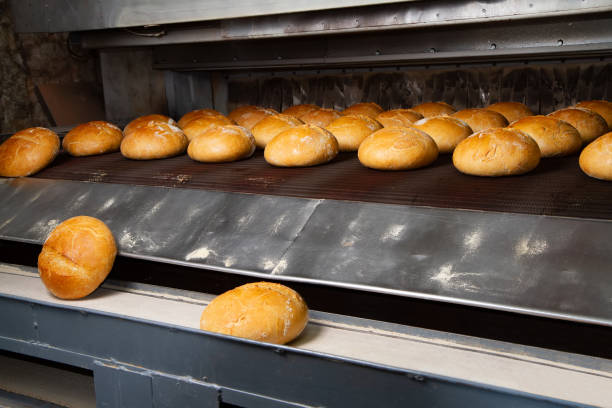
282;104;319;118
579;132;612;181
325;114;382;151
120;121;188;160
548;108;608;143
264;124;339;167
509;115;582;157
341;102;384;119
252;114;303;148
453;128;541;176
376;109;424;128
487;102;533;123
188;125;255;163
411;102;456;117
575;100;612;128
300;108;341;127
228;105;278;130
178;109;223;128
358;127;438;170
63;121;123;157
124;114;175;136
182;115;234;141
38;216;116;299
452;108;509;132
412;116;473;153
0;127;59;177
200;282;308;344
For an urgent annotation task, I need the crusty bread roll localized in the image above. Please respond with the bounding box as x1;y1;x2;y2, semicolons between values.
575;100;612;128
300;108;341;127
182;115;234;141
451;108;509;132
487;102;533;123
178;109;223;128
188;125;255;163
579;131;612;181
412;116;473;153
0;127;60;177
227;105;278;130
282;104;319;118
411;102;456;117
120;121;188;160
200;282;308;344
325;114;382;151
252;114;303;148
375;109;424;128
509;115;582;157
38;216;116;299
123;114;175;136
63;121;123;157
341;102;384;119
548;107;608;143
358;127;438;170
264;124;339;167
453;128;541;176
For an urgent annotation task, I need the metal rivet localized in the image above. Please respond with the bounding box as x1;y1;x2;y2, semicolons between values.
428;48;437;53
413;374;425;382
558;39;564;46
482;8;486;13
490;43;497;50
375;50;381;55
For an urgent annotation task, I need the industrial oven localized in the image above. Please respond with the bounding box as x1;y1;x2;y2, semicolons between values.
1;1;612;407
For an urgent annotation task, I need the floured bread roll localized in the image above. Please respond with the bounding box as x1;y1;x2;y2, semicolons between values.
0;127;60;177
452;108;509;132
182;115;234;141
341;102;384;119
548;107;608;143
120;121;188;160
575;100;612;128
509;115;582;157
264;124;339;167
282;104;319;118
228;105;278;130
300;108;341;127
252;114;303;148
579;131;612;181
411;102;456;117
63;121;123;156
123;114;175;136
358;127;438;170
178;108;223;128
188;125;255;162
325;114;382;151
412;116;473;153
486;102;533;123
376;109;423;128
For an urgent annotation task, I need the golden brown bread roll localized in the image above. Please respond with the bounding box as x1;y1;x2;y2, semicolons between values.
452;108;509;132
252;114;303;148
123;114;175;136
509;115;582;157
412;116;473;154
178;109;223;128
227;105;278;130
63;121;123;157
181;115;234;141
300;108;341;127
38;216;116;299
487;102;534;123
188;125;255;163
120;121;188;160
325;114;382;152
282;104;319;118
200;282;308;344
358;127;438;170
548;107;608;143
0;127;60;177
579;131;612;181
264;124;339;167
411;102;456;117
575;100;612;128
375;109;424;128
453;128;541;176
341;102;384;119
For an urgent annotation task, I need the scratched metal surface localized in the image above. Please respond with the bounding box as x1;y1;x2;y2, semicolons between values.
0;177;611;326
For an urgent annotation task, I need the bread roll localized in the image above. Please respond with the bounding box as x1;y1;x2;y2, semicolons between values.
120;121;188;160
487;102;533;123
452;108;509;132
341;102;383;119
575;100;612;128
228;105;278;130
188;125;255;163
63;121;123;157
124;114;175;136
412;116;473;153
38;216;116;299
509;115;582;157
358;127;438;170
453;128;540;176
548;107;608;143
0;127;59;177
264;124;338;167
300;108;341;127
282;104;319;118
252;114;303;148
182;115;234;141
411;102;456;117
200;282;308;344
178;109;223;128
579;132;612;181
376;109;424;128
325;114;382;151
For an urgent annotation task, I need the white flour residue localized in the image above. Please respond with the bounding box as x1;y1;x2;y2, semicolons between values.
515;237;548;257
185;247;216;261
463;229;482;253
271;259;288;275
381;224;406;242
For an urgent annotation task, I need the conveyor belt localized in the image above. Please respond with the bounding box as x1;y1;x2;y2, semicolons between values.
33;150;612;220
